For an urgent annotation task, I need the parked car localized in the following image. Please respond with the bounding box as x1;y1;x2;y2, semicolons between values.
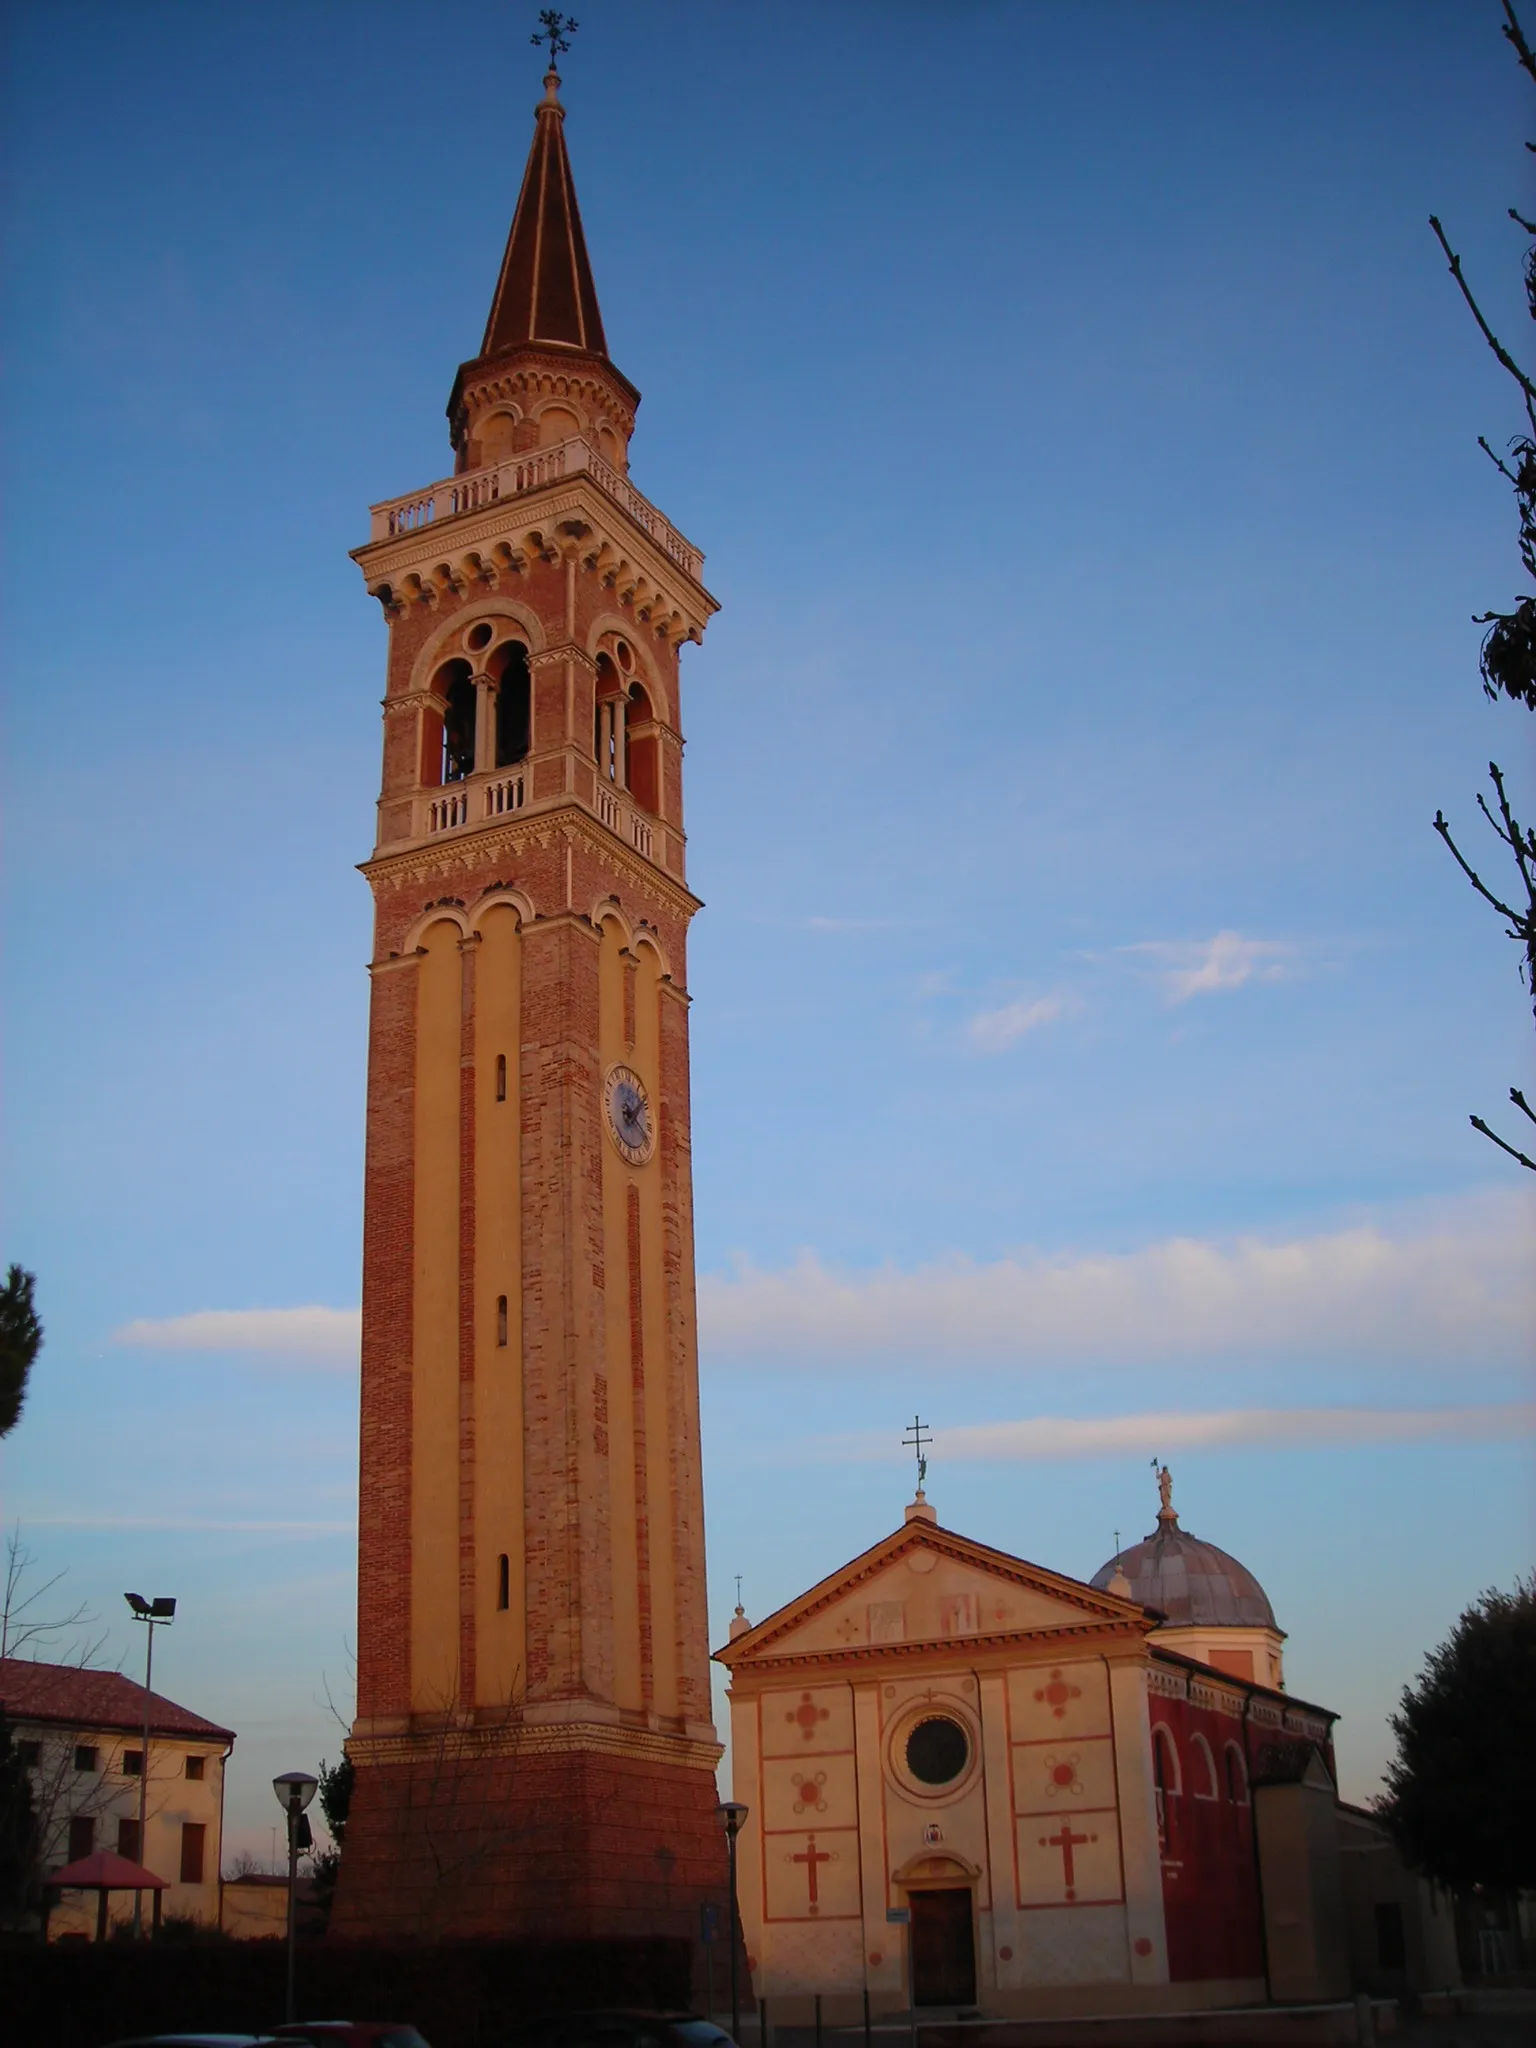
275;2031;431;2048
102;2037;287;2047
497;2014;737;2048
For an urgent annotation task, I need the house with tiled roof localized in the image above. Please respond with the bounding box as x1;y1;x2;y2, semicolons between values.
0;1657;234;1938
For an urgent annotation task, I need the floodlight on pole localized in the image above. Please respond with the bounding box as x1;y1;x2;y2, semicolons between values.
273;1770;319;2022
124;1592;176;1940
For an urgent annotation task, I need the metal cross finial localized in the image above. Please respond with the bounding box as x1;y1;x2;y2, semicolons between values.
532;9;578;67
734;1573;743;1609
902;1415;932;1490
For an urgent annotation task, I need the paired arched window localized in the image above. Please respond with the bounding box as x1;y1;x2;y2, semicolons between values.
593;644;659;815
432;640;530;786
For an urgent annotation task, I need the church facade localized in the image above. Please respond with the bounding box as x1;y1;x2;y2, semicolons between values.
717;1481;1352;2018
331;59;723;1941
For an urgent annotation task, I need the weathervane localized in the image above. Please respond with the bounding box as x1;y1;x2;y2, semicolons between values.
902;1414;933;1492
532;9;578;69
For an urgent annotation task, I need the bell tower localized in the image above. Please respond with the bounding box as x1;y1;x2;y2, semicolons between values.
332;58;723;1942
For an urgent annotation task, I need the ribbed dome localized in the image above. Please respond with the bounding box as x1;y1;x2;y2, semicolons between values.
1091;1470;1278;1630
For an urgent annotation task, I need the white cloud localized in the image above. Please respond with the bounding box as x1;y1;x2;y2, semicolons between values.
698;1193;1534;1367
967;993;1065;1052
1125;930;1297;1003
824;1403;1535;1464
113;1306;360;1367
28;1515;354;1533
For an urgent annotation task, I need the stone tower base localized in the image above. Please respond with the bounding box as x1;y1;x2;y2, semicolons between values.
330;1736;727;1945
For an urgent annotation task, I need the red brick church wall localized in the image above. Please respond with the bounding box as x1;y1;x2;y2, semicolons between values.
1150;1691;1270;1982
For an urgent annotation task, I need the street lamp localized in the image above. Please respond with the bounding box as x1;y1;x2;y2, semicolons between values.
717;1800;749;2046
124;1593;175;1939
273;1770;318;2024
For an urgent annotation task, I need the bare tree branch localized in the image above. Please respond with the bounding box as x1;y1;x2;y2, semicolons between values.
1471;1111;1536;1172
1429;215;1536;431
1433;810;1526;928
1503;0;1536;87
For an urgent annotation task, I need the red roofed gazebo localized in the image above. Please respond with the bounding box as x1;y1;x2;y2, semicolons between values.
47;1848;169;1942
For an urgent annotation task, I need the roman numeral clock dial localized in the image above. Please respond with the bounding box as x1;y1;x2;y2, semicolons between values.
604;1063;655;1166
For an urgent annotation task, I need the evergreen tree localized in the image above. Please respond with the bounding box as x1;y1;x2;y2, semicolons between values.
1378;1576;1536;1891
0;1267;42;1439
0;1713;38;1925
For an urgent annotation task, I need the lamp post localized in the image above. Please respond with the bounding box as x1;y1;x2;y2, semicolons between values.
717;1800;749;2046
124;1593;175;1939
273;1770;318;2023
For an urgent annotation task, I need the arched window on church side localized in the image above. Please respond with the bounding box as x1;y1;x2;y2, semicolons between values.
1225;1742;1250;1807
1152;1724;1181;1855
439;660;476;783
495;641;531;767
1190;1732;1219;1801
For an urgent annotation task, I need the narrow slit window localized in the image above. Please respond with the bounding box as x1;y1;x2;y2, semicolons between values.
497;1554;510;1610
496;1295;508;1347
496;1054;507;1102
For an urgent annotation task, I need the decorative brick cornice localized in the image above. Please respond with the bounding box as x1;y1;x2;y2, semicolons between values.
353;475;716;649
529;642;598;675
346;1717;722;1774
717;1518;1150;1668
724;1618;1150;1685
361;809;702;923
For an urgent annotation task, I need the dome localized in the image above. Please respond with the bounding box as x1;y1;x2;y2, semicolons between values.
1091;1468;1278;1631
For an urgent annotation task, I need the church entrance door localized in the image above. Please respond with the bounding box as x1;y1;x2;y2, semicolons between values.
909;1888;976;2007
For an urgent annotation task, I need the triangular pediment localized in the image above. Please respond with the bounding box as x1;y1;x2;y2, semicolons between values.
715;1515;1149;1669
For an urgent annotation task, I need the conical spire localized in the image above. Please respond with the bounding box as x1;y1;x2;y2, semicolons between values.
480;70;608;361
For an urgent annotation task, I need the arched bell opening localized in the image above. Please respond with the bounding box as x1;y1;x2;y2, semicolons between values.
594;651;625;786
625;680;659;815
493;641;531;768
436;659;476;785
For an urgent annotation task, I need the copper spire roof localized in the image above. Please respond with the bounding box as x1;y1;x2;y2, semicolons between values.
480;70;608;361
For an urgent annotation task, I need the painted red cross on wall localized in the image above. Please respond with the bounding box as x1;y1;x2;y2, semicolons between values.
1038;1820;1097;1901
793;1834;832;1910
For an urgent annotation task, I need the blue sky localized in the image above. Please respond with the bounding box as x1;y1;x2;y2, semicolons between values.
2;1;1532;1863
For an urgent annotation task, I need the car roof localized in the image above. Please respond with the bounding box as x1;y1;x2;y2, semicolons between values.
104;2036;286;2047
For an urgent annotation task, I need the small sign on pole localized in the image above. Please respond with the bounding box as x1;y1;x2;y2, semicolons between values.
700;1901;722;1943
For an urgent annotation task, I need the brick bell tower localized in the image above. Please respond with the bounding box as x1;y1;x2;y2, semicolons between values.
331;59;723;1942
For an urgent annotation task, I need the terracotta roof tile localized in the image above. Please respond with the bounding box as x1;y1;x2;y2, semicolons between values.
0;1658;235;1742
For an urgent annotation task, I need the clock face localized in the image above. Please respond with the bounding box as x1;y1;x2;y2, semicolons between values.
603;1064;655;1166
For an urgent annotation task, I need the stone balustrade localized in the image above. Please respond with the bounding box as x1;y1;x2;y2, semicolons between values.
416;770;658;861
368;437;704;581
